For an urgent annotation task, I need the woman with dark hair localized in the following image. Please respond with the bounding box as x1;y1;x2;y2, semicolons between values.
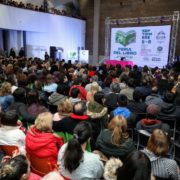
0;155;30;180
117;151;153;180
27;90;48;117
142;129;179;180
94;91;105;105
96;115;135;160
58;121;104;179
0;110;25;154
0;155;41;180
104;151;154;180
10;88;36;126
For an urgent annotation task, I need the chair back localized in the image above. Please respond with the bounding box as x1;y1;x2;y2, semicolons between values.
155;176;173;180
174;142;180;166
26;153;58;177
157;114;176;139
0;145;19;156
137;130;151;150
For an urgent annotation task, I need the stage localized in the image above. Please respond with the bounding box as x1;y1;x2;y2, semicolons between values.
105;60;134;68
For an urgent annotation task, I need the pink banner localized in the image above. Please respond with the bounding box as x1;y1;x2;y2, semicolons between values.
105;60;134;68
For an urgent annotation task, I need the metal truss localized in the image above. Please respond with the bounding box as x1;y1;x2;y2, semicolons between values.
104;11;179;65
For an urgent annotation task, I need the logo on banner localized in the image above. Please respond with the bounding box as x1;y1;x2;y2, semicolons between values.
156;31;166;43
157;46;163;53
115;30;136;46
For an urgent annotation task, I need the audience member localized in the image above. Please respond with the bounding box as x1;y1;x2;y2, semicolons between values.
145;86;163;107
43;74;58;94
69;87;81;104
27;90;48;117
58;121;104;179
111;94;131;120
142;129;179;179
52;101;89;134
11;88;35;126
127;89;147;114
120;78;135;101
104;82;120;112
0;155;41;180
0;110;25;154
0;82;14;112
53;99;73;121
104;150;154;180
136;104;170;133
26;112;64;166
96;115;135;160
69;77;87;100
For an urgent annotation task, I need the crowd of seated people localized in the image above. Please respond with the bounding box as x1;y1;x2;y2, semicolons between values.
0;0;83;19
0;53;179;179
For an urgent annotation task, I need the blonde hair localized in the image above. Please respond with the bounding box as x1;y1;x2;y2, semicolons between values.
147;129;169;156
91;82;99;94
58;99;73;115
108;115;129;146
34;112;53;132
0;82;11;96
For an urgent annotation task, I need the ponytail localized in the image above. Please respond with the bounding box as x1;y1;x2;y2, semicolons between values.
108;115;129;146
63;121;92;173
63;135;83;173
111;125;123;146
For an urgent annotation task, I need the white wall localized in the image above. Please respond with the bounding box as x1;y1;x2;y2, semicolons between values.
0;4;85;60
0;29;3;49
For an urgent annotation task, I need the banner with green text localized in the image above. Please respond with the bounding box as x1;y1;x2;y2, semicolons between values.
110;25;171;68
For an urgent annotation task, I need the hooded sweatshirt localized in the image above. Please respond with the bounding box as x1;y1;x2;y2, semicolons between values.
26;127;64;165
142;149;180;180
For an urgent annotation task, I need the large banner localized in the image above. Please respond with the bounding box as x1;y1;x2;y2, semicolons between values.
110;25;171;68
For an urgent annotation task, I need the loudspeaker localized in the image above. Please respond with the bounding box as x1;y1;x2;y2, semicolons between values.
50;46;56;60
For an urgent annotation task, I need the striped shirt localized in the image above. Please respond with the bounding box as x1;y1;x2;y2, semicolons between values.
142;149;180;180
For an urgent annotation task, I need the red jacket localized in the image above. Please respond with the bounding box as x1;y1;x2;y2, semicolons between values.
26;127;63;165
69;85;87;100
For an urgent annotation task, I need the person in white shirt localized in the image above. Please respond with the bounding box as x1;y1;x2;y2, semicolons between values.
0;110;25;154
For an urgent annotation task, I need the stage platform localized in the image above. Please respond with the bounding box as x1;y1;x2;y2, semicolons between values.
105;60;134;68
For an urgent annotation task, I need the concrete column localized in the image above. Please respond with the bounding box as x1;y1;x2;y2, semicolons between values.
92;0;100;65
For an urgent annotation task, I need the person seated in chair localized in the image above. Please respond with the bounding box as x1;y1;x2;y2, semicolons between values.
10;88;36;127
52;101;89;134
0;155;41;180
0;110;25;154
58;121;104;179
136;104;170;134
111;94;131;120
142;129;179;180
104;150;155;180
69;88;81;104
26;112;64;166
104;82;121;113
145;86;163;107
96;115;135;161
